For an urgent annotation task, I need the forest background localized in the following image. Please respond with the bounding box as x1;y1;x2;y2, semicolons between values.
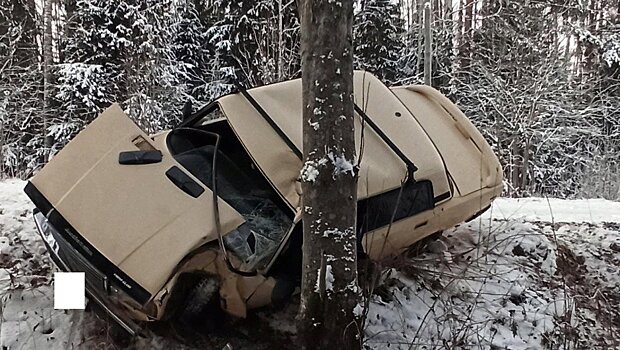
1;0;618;199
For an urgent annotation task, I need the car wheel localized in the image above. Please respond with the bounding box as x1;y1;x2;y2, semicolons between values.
165;273;223;338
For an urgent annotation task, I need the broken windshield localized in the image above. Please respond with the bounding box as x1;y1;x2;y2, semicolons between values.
167;128;293;270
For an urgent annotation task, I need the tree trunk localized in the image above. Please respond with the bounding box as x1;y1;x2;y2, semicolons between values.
404;0;410;30
511;137;520;196
416;0;425;72
42;0;54;160
520;137;530;191
432;0;440;20
423;1;432;86
460;0;474;68
298;1;360;349
277;0;283;80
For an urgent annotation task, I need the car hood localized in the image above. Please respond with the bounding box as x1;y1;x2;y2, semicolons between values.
27;105;244;299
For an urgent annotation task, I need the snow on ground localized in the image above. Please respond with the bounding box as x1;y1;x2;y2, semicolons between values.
363;219;620;349
482;197;620;223
0;179;92;349
363;196;620;349
0;179;619;349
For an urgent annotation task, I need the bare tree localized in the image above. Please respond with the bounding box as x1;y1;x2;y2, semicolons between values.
459;0;473;68
423;1;432;85
298;0;360;349
42;0;54;159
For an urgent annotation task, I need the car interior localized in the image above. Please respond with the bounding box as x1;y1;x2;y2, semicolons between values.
167;109;296;274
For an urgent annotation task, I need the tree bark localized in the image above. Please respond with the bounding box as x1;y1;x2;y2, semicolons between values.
298;1;360;349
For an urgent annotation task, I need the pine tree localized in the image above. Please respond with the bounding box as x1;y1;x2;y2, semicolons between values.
59;0;207;134
205;0;300;89
57;0;134;123
0;0;44;176
0;0;38;67
123;0;187;132
275;0;301;81
353;0;405;84
205;0;257;89
172;1;212;102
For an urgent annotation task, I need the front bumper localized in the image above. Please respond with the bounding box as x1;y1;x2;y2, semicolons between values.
33;209;141;335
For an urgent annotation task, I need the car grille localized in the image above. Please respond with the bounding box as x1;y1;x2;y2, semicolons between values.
52;229;108;294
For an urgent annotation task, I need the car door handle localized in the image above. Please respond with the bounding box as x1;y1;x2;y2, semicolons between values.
165;166;204;198
119;150;162;165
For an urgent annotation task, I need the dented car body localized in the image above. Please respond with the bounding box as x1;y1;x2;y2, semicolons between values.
25;71;502;334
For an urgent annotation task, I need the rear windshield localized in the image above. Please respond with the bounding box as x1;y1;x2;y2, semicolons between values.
167;127;292;270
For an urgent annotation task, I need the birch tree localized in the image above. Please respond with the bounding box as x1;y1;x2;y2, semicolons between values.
298;0;361;349
42;0;53;158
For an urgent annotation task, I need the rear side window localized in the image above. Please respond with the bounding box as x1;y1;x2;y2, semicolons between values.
357;180;434;236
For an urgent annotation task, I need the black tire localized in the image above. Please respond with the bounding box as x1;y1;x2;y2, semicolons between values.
165;273;223;338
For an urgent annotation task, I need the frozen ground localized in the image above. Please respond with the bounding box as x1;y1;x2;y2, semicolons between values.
481;197;620;223
1;179;619;349
364;218;620;349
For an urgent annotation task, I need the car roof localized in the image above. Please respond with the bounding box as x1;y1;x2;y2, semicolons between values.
216;71;451;209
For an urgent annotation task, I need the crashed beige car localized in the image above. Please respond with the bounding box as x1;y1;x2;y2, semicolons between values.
25;71;502;334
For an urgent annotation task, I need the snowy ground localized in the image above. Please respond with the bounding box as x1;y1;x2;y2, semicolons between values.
1;179;619;349
364;216;620;349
